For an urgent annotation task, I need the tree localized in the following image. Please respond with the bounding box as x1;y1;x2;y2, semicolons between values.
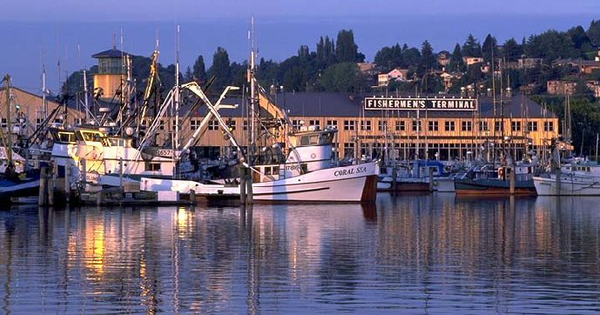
567;26;593;53
502;38;522;61
374;43;404;71
184;66;193;82
462;34;482;57
524;30;578;61
420;40;435;73
192;55;207;82
482;34;499;63
207;47;230;92
316;36;336;68
448;43;464;71
588;20;600;46
335;29;363;63
319;62;365;92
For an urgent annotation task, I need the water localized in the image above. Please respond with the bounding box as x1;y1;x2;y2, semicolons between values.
1;194;600;314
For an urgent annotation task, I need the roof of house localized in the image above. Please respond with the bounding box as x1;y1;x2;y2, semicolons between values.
201;92;557;119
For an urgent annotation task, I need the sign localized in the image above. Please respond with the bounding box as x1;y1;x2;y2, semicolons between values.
364;97;477;111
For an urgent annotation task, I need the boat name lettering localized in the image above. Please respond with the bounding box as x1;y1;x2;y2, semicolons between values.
334;166;367;177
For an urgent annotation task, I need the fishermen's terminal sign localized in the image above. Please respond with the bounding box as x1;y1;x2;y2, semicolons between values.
364;97;477;111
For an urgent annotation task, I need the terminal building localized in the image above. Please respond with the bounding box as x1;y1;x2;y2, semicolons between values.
182;92;560;161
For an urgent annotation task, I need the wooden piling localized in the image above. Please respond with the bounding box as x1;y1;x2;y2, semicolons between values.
38;167;47;207
239;166;247;205
509;167;516;195
428;167;434;192
392;166;397;193
47;167;54;206
64;165;70;204
189;189;196;204
119;158;124;189
246;170;254;205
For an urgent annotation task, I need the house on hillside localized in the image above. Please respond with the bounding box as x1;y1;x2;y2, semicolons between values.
436;51;450;67
547;80;577;96
463;57;484;66
357;62;378;76
517;57;543;69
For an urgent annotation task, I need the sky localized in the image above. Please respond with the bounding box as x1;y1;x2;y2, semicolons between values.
1;0;599;93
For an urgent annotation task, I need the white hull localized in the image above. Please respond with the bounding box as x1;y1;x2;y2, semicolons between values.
534;176;600;196
434;177;456;192
141;162;379;202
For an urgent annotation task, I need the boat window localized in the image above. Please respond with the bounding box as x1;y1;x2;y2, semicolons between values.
319;132;334;145
301;163;308;174
145;162;161;172
58;132;75;143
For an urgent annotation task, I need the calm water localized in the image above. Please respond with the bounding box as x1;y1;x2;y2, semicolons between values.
1;194;600;314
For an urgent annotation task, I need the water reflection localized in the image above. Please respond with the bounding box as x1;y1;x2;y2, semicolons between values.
0;195;600;313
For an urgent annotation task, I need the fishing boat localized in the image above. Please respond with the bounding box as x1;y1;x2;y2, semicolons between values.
454;164;537;195
142;127;379;202
378;160;455;192
534;160;600;196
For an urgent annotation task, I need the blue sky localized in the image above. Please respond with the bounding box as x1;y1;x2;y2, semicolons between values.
1;1;599;93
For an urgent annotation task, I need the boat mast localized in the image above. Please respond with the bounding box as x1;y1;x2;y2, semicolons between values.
174;24;181;178
249;17;257;164
3;75;12;165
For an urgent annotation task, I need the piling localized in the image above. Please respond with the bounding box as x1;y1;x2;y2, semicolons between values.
392;166;397;193
246;170;254;205
509;167;515;195
239;166;247;205
119;158;124;189
64;165;70;204
46;166;54;207
38;167;47;207
555;168;561;196
189;189;196;204
428;167;434;192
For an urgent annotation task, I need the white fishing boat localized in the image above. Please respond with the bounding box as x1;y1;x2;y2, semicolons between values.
141;127;379;202
534;161;600;196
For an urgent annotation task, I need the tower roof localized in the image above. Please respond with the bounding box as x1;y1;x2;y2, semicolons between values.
92;48;130;59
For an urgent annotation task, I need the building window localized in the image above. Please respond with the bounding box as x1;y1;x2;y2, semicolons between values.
243;120;249;131
344;120;356;131
494;121;504;132
461;121;472;131
361;120;372;131
412;120;421;132
344;142;355;157
527;121;538;132
190;119;199;130
292;120;303;130
208;119;219;131
396;120;406;131
511;121;521;132
378;120;388;131
428;121;439;131
326;120;338;128
479;121;489;132
445;121;455;132
309;119;321;129
158;119;165;131
228;120;236;131
544;121;554;132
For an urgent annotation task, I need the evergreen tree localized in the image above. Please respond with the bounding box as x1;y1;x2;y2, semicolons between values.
319;62;365;92
184;66;193;82
567;26;593;53
588;20;600;46
502;38;522;61
420;41;435;72
374;43;404;71
449;43;464;71
316;36;336;68
462;34;482;57
192;55;207;81
482;34;499;63
335;29;362;63
207;47;230;92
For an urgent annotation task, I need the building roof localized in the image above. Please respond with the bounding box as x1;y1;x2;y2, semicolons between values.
92;48;130;59
207;92;557;119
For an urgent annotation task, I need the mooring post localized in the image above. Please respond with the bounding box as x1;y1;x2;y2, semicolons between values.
239;166;247;205
392;166;397;193
119;158;124;191
429;167;434;192
246;168;254;205
555;167;561;196
65;165;70;204
47;166;54;206
509;167;516;195
189;188;196;205
38;167;47;207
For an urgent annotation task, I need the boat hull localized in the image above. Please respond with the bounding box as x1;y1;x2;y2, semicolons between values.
534;176;600;196
455;178;536;196
141;162;379;203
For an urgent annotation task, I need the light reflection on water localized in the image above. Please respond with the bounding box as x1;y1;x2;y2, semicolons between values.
0;194;600;314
